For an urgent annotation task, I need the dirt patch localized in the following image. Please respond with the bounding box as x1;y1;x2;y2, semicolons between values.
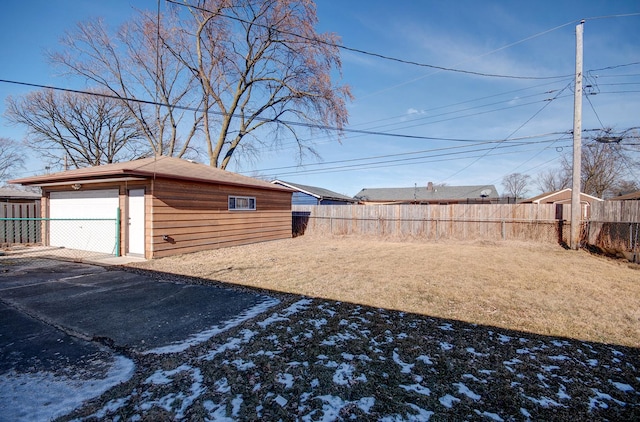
130;235;640;347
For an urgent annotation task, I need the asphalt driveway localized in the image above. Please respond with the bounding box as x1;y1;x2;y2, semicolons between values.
0;258;279;421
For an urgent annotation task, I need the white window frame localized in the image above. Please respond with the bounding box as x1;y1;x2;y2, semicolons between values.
228;195;256;211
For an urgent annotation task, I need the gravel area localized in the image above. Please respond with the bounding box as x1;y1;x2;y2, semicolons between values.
61;293;640;421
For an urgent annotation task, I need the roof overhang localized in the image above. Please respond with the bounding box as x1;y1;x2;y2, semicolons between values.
20;176;147;188
10;157;294;193
272;180;321;199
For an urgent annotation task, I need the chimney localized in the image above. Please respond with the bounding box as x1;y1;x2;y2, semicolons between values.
427;181;434;191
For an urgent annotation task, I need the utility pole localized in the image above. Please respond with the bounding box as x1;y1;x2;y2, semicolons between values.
570;20;584;250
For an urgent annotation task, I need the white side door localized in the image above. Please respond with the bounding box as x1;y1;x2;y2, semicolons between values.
127;189;145;256
49;189;119;254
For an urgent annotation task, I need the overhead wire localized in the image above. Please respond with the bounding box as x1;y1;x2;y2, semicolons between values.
3;4;638;181
251;132;572;174
164;0;576;81
248;79;575;153
584;94;640;185
436;82;572;184
262;142;573;179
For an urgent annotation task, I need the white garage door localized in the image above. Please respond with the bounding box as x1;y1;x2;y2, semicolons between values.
50;189;120;254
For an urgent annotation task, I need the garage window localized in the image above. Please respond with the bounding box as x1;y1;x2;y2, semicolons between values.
228;195;256;211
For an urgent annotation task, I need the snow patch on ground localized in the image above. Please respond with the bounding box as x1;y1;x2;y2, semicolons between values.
453;382;481;401
439;394;461;408
34;297;638;420
610;380;634;392
0;355;135;422
400;383;431;396
392;350;415;373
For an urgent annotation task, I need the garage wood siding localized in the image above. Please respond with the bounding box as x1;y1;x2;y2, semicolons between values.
150;179;291;258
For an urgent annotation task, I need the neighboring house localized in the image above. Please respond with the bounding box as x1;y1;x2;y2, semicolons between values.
354;182;499;205
520;188;603;218
271;180;357;205
0;187;41;204
608;190;640;201
10;156;293;259
0;188;41;243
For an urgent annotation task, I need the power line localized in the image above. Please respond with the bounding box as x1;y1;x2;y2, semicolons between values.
0;78;578;147
0;78;475;142
261;142;572;179
437;82;572;184
346;80;569;130
164;0;575;81
250;133;571;174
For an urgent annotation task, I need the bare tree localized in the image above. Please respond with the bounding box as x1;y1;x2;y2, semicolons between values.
0;137;25;183
501;173;531;199
561;141;627;198
611;179;639;197
5;89;147;168
172;0;352;168
52;0;351;169
50;10;201;158
535;168;570;193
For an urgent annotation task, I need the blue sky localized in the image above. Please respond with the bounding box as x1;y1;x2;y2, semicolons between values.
1;1;639;196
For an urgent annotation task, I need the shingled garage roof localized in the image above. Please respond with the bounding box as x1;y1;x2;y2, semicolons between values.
10;156;292;192
271;180;355;202
354;185;499;202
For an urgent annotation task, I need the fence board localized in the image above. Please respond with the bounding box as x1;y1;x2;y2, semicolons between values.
0;203;41;244
586;201;640;255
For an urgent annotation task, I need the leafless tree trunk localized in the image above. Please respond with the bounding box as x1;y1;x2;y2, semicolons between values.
5;89;146;169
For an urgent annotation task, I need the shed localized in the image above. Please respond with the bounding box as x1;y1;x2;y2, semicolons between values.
10;156;293;259
354;182;500;205
520;188;603;218
271;180;356;205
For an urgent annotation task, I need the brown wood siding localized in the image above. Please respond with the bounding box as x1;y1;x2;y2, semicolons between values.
150;178;291;258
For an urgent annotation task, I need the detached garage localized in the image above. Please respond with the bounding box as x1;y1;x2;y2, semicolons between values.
10;157;293;259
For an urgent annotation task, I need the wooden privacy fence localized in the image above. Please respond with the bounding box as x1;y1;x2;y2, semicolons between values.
587;201;640;259
0;202;41;244
293;203;570;244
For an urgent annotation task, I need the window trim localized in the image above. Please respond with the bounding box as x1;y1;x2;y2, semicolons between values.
228;195;256;211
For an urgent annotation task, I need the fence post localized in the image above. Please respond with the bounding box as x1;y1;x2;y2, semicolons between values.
115;207;121;257
501;220;506;240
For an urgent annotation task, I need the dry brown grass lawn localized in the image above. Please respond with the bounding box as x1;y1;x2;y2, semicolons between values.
130;236;640;347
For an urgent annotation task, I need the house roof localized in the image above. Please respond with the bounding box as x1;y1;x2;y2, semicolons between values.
354;184;499;202
0;187;41;200
521;188;603;203
271;180;356;202
10;156;291;192
608;190;640;200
